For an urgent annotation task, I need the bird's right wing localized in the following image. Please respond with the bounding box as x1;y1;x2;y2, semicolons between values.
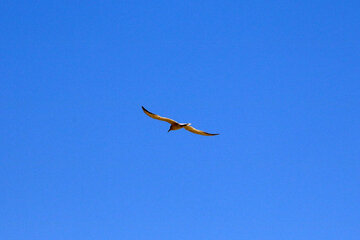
142;106;178;124
184;125;219;136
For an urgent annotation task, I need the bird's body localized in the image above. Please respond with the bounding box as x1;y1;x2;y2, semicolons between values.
168;123;191;131
142;106;219;136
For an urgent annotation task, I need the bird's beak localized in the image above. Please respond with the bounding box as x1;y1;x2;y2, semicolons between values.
168;129;171;132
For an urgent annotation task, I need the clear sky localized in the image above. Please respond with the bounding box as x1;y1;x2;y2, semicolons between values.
1;1;359;239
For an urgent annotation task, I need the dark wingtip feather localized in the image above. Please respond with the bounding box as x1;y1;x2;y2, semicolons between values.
142;106;149;112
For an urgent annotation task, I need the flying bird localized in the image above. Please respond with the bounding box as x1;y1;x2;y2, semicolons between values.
142;106;219;136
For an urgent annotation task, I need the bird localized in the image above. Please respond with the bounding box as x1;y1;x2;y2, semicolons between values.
142;106;219;136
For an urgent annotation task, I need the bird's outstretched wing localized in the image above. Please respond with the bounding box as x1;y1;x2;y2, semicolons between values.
142;106;178;125
184;125;219;136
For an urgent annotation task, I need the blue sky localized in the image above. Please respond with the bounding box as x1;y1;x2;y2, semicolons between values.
1;1;359;239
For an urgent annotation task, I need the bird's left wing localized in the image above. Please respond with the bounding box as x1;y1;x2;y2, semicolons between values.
184;125;219;136
142;106;178;124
